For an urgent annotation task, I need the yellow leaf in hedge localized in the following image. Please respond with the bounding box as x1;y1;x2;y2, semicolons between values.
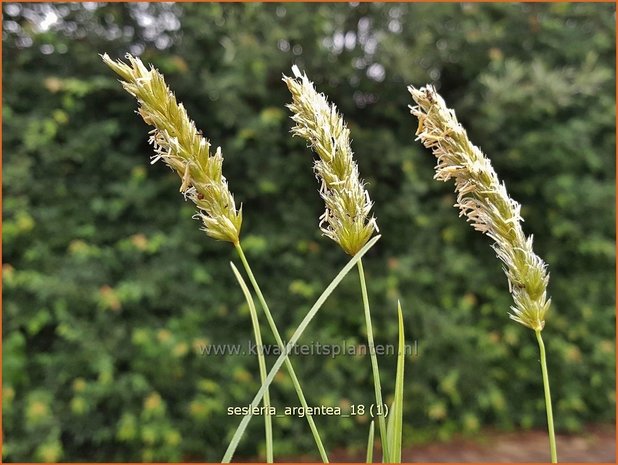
427;401;447;420
157;329;173;343
130;233;149;251
98;369;113;385
165;430;182;447
2;264;14;286
600;340;614;354
238;127;256;141
141;425;158;445
99;285;121;312
44;76;63;93
16;211;35;233
462;413;480;432
52;109;69;124
192;337;210;353
197;379;219;393
289;279;314;298
489;388;506;411
233;368;252;383
259;107;285;125
189;399;210;420
173;342;189;358
117;414;137;441
402;159;415;174
72;377;87;393
71;397;88;415
565;344;582;363
439;370;459;399
26;399;50;424
144;392;163;413
131;165;147;181
35;441;62;462
170;55;189;73
441;226;456;243
3;386;15;406
68;240;88;256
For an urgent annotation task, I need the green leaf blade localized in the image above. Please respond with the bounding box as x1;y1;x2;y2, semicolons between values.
366;420;375;463
387;301;406;463
222;235;381;462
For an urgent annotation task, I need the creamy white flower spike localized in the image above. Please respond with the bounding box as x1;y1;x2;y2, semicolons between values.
102;53;242;243
409;85;551;331
284;67;378;255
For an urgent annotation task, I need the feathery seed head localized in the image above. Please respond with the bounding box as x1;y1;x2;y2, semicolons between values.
409;85;551;331
283;68;378;255
102;53;242;244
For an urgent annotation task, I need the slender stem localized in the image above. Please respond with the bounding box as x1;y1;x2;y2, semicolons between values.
357;259;389;462
535;329;558;463
366;420;375;463
230;263;273;462
223;235;381;463
234;242;329;463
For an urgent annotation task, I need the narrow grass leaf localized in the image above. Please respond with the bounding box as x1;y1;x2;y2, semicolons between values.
230;263;274;463
366;421;375;463
222;234;381;462
357;259;389;461
235;243;329;462
387;301;405;463
386;400;396;462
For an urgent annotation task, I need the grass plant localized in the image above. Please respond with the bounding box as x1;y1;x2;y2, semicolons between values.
409;84;557;463
284;67;406;462
101;53;559;464
102;53;329;462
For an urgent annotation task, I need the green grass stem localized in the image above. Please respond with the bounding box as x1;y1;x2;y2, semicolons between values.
536;329;558;463
222;235;380;462
234;242;328;462
357;259;389;461
230;263;273;463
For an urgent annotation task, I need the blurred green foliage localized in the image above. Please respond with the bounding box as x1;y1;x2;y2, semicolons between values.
3;2;615;461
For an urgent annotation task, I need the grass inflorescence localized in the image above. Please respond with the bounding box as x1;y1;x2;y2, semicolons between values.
409;84;557;463
103;53;559;464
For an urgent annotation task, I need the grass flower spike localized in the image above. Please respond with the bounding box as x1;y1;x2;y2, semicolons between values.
283;66;378;255
284;67;395;461
101;53;242;243
103;53;331;462
409;85;550;332
409;84;557;463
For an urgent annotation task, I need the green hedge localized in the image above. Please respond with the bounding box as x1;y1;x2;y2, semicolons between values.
3;2;615;461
